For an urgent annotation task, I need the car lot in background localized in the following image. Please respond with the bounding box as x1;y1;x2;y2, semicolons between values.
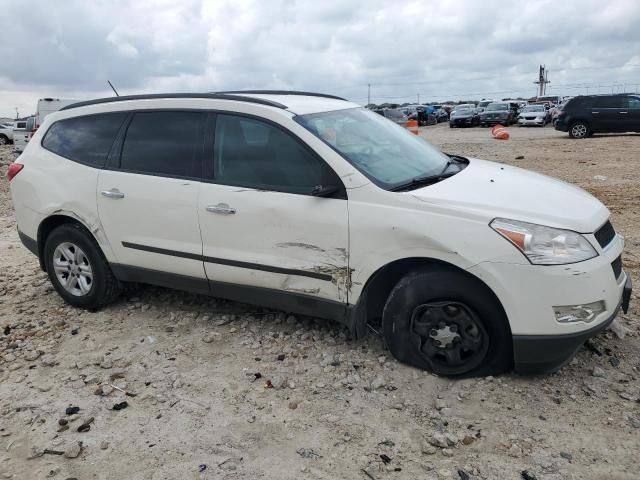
373;107;408;125
517;104;548;126
555;94;640;138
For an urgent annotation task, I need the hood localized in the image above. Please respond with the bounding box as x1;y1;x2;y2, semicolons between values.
520;111;545;117
481;110;509;116
452;111;473;118
410;158;608;233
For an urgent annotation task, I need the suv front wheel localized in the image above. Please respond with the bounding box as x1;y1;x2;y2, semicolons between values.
44;223;121;309
382;267;512;377
569;121;590;139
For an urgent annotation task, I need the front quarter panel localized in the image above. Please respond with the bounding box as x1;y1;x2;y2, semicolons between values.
347;185;525;303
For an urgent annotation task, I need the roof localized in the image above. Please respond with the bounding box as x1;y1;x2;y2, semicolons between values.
60;91;359;116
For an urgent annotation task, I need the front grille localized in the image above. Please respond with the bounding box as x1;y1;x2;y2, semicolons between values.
611;255;622;280
595;220;616;248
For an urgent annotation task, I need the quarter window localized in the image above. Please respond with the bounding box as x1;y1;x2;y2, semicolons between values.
120;111;204;178
624;97;640;109
213;114;337;195
42;112;127;167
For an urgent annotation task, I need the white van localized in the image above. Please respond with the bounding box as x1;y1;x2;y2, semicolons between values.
36;98;80;130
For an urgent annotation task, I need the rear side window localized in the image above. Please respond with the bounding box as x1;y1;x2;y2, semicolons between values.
592;96;624;108
42;113;127;167
213;114;338;195
120;111;204;178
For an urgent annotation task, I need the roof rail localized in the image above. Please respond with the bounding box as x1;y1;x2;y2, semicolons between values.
60;93;287;111
215;90;347;101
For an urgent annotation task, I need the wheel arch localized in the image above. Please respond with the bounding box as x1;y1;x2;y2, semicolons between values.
37;214;102;271
349;256;509;340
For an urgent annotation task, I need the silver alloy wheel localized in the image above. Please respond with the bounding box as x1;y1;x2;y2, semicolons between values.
52;242;93;296
571;123;587;138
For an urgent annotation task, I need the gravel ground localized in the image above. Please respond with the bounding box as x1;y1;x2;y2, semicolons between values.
0;125;638;480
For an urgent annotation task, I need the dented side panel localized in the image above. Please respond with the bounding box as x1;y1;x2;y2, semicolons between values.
198;184;349;302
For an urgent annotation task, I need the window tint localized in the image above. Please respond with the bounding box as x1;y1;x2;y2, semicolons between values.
42;113;126;167
624;97;640;109
213;114;337;195
120;111;204;178
592;96;623;108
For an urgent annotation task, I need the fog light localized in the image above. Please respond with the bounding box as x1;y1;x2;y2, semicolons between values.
553;301;605;323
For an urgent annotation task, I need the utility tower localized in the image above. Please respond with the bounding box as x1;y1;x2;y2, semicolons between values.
534;65;550;97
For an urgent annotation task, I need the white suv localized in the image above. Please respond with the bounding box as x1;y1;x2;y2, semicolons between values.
8;91;632;377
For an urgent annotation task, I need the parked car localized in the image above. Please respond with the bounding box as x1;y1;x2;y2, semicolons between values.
0;123;13;145
434;108;449;123
479;102;517;126
407;106;436;126
476;100;496;113
555;94;640;138
517;105;548;127
8;91;631;377
374;108;408;126
449;106;479;127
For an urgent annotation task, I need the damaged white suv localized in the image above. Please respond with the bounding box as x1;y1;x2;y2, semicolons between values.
8;91;631;377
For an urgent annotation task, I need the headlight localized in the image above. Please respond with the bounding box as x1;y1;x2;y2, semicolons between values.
490;218;598;265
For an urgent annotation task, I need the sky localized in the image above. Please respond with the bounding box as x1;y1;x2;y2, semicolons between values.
1;0;640;118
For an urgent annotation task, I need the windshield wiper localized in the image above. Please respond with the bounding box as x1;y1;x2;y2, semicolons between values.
389;171;458;192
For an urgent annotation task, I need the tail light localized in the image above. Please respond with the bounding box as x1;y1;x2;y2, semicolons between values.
7;163;24;181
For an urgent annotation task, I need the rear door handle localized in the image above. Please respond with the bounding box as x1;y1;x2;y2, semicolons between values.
591;111;600;114
619;111;628;114
206;203;236;215
101;188;125;199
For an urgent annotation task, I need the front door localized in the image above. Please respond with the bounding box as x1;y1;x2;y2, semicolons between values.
198;113;350;303
97;110;207;285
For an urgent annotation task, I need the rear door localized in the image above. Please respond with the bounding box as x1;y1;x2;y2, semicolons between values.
590;96;624;131
198;112;350;303
97;110;207;288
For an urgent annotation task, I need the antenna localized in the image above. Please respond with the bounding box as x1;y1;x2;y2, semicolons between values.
107;80;120;97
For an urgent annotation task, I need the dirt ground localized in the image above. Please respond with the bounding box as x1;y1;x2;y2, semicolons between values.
0;124;638;480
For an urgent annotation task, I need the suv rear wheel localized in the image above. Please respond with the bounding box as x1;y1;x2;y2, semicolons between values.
44;223;121;309
569;121;590;139
381;267;512;377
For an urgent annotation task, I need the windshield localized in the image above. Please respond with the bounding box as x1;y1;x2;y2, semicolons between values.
454;107;472;114
486;103;508;111
296;107;449;190
522;105;544;112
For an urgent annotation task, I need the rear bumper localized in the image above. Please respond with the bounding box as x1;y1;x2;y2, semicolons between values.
513;273;632;374
18;229;38;257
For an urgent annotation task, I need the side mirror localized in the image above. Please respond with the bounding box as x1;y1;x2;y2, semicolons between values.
311;185;339;197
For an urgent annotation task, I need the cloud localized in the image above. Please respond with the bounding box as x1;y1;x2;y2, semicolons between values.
1;0;639;117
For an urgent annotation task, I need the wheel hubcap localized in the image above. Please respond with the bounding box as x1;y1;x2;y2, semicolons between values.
572;124;587;137
52;242;93;296
410;301;488;375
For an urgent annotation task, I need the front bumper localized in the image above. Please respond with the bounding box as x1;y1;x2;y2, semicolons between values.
513;273;632;374
518;117;545;126
480;116;509;125
450;117;474;126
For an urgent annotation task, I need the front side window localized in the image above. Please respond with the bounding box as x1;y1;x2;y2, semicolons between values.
42;112;127;167
213;114;338;195
296;107;450;190
120;111;204;178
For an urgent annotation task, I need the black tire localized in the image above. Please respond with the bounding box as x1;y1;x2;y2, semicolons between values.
44;223;121;309
382;267;512;377
568;121;590;139
0;135;9;145
449;123;454;128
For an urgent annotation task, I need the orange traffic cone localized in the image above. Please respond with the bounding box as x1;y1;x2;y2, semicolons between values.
406;119;419;135
491;124;510;140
